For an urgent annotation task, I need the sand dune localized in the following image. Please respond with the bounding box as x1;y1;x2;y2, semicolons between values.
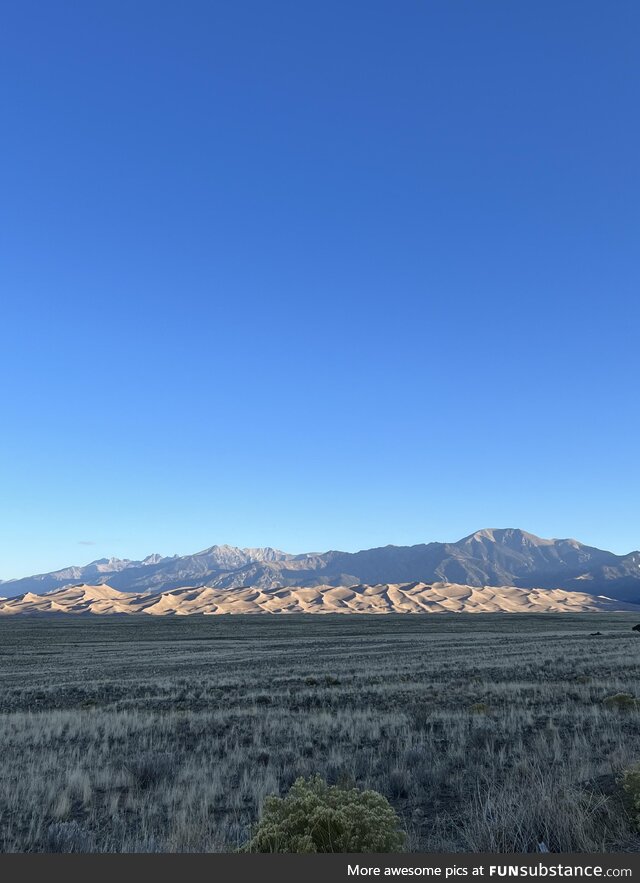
0;581;639;616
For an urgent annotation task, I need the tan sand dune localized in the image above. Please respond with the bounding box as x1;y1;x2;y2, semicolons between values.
1;581;639;616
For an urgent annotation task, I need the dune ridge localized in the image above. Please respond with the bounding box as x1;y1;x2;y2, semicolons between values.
1;582;639;616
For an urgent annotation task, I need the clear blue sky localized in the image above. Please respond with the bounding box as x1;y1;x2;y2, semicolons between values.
1;1;638;579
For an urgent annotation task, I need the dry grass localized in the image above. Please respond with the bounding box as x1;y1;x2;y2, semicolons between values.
0;613;639;853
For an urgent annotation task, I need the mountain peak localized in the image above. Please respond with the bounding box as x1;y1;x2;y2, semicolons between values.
463;528;558;548
88;556;132;567
142;554;164;565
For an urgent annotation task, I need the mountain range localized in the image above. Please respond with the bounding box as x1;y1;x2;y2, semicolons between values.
2;528;640;602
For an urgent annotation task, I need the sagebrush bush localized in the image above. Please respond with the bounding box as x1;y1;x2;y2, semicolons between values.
245;775;405;853
602;693;638;710
469;702;490;715
621;764;640;830
125;752;175;789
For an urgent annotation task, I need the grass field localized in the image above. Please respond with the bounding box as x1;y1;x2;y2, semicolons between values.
1;613;639;853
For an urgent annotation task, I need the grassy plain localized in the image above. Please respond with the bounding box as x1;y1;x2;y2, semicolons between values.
0;613;639;853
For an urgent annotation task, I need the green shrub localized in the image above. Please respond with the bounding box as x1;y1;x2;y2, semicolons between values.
621;764;640;829
125;752;175;789
469;702;490;714
245;775;405;853
602;693;638;710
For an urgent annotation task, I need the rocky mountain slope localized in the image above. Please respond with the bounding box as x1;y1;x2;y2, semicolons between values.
2;529;639;602
1;581;638;616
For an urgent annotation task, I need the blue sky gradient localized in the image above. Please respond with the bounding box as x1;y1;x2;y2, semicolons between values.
1;1;639;578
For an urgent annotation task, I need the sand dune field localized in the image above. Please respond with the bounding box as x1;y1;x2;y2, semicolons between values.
1;581;639;615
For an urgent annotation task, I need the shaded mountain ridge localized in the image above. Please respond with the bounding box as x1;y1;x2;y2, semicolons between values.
2;529;639;602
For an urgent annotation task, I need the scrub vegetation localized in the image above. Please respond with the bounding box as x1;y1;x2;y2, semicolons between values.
0;614;639;853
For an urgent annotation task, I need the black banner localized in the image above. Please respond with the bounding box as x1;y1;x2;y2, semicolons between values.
0;854;638;882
